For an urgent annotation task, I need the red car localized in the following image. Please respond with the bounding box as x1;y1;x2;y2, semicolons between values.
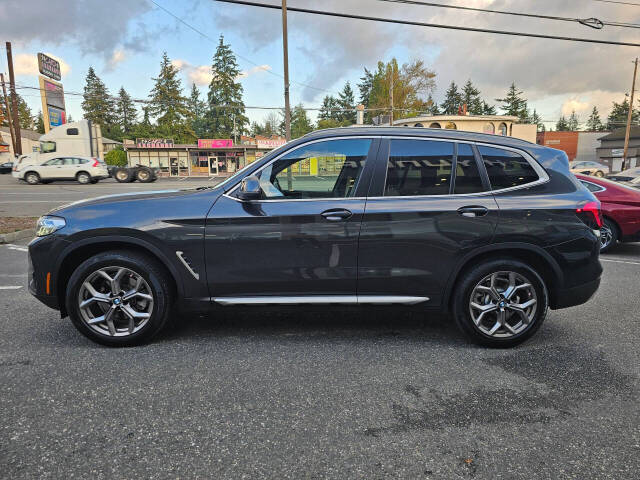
575;174;640;252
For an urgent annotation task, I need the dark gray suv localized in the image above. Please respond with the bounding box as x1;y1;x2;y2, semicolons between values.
28;127;602;347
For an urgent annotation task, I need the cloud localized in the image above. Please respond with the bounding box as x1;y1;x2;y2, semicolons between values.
105;49;127;72
0;0;154;60
173;59;272;86
13;52;71;77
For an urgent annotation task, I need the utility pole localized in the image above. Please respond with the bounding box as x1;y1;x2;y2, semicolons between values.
6;42;22;155
0;73;17;155
622;57;638;171
281;0;291;142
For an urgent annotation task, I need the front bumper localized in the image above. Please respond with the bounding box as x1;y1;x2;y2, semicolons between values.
27;236;65;312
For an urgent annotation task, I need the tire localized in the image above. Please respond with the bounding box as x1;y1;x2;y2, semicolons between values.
594;170;605;177
452;259;549;348
599;217;619;253
65;250;174;347
25;171;40;185
114;167;132;183
76;171;91;184
136;167;154;183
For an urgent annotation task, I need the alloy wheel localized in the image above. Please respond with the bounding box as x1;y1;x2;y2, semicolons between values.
469;271;537;338
77;266;154;337
600;224;613;250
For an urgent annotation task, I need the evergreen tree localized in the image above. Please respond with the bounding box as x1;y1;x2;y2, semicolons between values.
426;94;439;115
206;35;248;139
496;83;529;121
357;67;374;123
567;110;579;131
35;111;45;133
531;109;544;132
482;101;497;115
556;115;570;131
81;66;115;127
606;97;639;130
337;81;356;123
148;53;189;127
15;94;33;129
318;95;339;121
187;83;207;138
462;80;483;114
586;106;604;131
441;81;463;115
114;87;137;136
281;104;313;139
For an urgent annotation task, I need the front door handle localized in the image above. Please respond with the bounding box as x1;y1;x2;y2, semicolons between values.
321;208;352;221
457;206;489;218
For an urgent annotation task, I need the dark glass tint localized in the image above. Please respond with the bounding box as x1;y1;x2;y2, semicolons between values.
385;140;454;196
258;139;371;199
454;144;485;194
479;146;539;190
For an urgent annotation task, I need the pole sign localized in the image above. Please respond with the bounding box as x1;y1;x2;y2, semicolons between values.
37;53;61;81
39;75;66;133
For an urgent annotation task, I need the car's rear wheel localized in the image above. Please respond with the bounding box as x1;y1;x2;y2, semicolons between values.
25;172;40;185
599;217;618;253
66;250;173;347
452;259;548;347
76;171;91;184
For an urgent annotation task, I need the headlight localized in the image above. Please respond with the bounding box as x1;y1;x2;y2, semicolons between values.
36;216;66;237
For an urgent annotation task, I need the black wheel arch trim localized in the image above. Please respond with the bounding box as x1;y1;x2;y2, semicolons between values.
442;242;564;312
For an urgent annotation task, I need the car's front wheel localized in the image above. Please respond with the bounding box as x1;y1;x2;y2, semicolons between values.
25;172;40;185
452;259;548;347
66;250;173;347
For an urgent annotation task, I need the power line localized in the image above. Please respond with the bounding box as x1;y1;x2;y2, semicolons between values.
374;0;640;29
148;0;333;94
212;0;640;47
589;0;640;6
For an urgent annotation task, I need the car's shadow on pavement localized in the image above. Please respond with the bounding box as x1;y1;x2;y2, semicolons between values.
158;307;469;347
603;242;640;257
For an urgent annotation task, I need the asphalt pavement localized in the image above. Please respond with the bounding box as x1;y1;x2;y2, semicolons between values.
0;174;223;217
1;234;639;479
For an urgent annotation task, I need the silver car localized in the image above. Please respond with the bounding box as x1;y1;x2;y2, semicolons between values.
13;156;109;185
569;161;610;177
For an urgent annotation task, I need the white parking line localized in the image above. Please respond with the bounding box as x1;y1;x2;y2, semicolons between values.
0;286;22;290
600;258;640;266
5;245;28;252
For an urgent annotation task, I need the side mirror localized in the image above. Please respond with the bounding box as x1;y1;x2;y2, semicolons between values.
238;175;262;200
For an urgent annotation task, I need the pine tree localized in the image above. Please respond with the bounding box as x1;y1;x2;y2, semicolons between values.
531;109;544;132
148;52;189;127
567;110;579;131
206;35;248;139
114;87;137;136
425;94;439;115
556;115;570;131
441;81;463;115
357;68;374;123
606;97;639;130
318;95;339;121
496;83;529;121
290;104;313;139
461;80;483;115
35;111;45;133
586;106;603;131
81;66;115;127
337;82;356;124
482;101;497;115
187;83;207;138
15;94;33;129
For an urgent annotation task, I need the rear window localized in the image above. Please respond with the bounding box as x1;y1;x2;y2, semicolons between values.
580;180;605;193
385;139;454;196
479;146;539;190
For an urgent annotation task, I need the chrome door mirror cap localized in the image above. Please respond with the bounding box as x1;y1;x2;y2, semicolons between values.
238;175;262;200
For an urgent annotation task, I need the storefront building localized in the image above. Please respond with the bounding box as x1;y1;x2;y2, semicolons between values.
123;137;286;177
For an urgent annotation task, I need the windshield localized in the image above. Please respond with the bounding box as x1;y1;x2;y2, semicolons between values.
40;141;56;153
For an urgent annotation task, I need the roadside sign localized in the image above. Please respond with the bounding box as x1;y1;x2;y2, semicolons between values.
38;76;66;132
37;53;61;81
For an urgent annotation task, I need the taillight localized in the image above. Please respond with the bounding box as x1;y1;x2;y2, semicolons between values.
92;158;99;167
577;200;603;228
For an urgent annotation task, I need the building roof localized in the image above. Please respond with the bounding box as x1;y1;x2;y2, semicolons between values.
598;126;640;141
393;114;520;125
102;137;122;145
0;126;42;141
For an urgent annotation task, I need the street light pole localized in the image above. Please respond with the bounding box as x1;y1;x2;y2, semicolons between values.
282;0;291;142
622;57;638;171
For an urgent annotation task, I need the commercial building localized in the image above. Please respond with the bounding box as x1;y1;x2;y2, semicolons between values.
536;131;605;163
596;126;640;172
123;136;286;177
392;114;537;142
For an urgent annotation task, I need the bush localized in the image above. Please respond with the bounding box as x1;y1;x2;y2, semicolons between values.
104;148;127;167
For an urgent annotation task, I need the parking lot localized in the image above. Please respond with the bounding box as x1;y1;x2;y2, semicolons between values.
1;178;639;479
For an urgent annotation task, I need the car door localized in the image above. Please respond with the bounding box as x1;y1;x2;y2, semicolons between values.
39;158;65;179
357;138;499;307
205;137;378;302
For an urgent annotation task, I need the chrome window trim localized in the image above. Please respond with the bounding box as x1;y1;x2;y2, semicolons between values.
579;179;607;193
223;135;549;203
214;295;429;305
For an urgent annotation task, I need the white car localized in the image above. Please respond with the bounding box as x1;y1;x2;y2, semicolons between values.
13;156;109;185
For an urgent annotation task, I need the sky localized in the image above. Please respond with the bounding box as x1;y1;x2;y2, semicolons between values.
1;0;639;131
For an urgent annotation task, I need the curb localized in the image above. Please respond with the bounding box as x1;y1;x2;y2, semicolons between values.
0;228;35;244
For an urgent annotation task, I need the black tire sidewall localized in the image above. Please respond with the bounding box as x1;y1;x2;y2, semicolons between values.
452;259;549;348
114;168;131;183
65;251;173;347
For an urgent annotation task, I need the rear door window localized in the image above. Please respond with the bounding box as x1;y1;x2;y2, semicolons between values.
454;144;485;194
479;146;540;190
385;139;454;196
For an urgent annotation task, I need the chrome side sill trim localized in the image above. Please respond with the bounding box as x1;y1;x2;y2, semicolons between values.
175;251;200;280
213;295;429;306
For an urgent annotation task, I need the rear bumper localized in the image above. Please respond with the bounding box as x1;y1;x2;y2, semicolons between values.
550;276;600;310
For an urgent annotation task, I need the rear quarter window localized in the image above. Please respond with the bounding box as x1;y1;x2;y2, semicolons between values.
479;146;540;190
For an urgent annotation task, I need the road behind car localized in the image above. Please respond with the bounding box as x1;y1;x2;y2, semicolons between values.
0;238;639;478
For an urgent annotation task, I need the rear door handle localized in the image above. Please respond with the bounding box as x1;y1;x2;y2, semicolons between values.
457;206;489;218
321;208;352;221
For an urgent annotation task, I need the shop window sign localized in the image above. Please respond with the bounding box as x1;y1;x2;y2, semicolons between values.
136;138;175;148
